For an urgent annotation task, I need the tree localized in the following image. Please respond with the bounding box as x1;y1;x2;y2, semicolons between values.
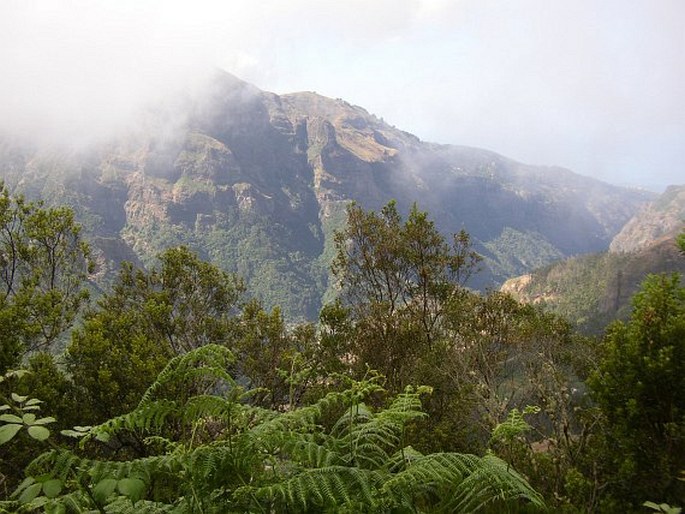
589;273;685;507
66;246;245;422
0;183;92;371
330;201;480;391
232;299;318;409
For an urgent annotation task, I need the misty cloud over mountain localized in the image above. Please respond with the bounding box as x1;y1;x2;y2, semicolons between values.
0;71;654;319
1;1;683;189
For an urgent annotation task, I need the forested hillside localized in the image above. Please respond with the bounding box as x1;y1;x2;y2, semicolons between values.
0;71;653;319
502;185;685;332
1;188;683;513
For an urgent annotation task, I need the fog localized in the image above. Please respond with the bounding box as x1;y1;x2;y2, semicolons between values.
1;0;683;190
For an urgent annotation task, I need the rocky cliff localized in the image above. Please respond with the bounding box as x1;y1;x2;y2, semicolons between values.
609;185;685;254
0;71;654;319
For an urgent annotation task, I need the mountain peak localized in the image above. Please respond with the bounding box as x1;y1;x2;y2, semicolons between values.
0;70;657;319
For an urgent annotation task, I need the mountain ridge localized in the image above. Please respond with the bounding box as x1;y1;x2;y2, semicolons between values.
0;70;654;319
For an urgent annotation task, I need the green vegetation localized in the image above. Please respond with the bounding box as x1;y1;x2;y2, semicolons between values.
0;183;93;373
0;349;544;513
589;273;685;506
0;194;683;513
525;252;631;330
484;227;565;278
510;235;685;333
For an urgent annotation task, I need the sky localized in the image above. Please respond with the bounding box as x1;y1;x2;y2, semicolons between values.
1;1;683;191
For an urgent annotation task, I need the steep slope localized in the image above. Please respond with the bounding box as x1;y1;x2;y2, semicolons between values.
502;186;685;332
609;185;685;253
0;71;653;319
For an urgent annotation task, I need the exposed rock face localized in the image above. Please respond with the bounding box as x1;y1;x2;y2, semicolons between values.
0;71;654;319
610;185;685;254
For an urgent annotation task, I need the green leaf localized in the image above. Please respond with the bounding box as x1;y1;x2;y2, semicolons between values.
6;370;29;380
0;405;10;411
25;398;43;406
117;478;146;503
95;430;110;443
0;413;23;423
46;503;66;514
34;416;56;425
60;429;88;438
93;478;117;504
0;423;23;445
27;425;50;441
18;482;42;503
28;496;49;508
12;477;36;497
42;479;62;498
21;405;41;411
11;392;28;403
22;413;36;425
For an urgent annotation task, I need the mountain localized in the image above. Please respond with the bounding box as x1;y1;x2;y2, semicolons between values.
0;71;654;319
609;185;685;254
502;185;685;332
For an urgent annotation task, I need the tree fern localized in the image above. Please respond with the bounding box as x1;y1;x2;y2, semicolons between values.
4;345;545;513
236;466;384;513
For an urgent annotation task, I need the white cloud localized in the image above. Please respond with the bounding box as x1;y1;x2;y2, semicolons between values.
0;0;682;187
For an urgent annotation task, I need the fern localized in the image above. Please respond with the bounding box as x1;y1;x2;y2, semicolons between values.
383;452;546;512
9;345;545;513
236;466;384;512
83;399;179;444
138;344;237;406
449;454;545;512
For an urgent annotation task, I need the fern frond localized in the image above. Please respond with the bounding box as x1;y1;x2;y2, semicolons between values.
331;402;374;437
382;452;545;512
83;399;178;444
285;437;342;468
382;452;482;508
236;466;383;512
446;453;546;512
181;394;234;425
138;344;236;406
377;385;428;426
0;500;20;513
25;449;85;482
186;439;258;490
103;496;176;513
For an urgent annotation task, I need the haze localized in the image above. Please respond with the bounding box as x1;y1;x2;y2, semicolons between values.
1;0;683;191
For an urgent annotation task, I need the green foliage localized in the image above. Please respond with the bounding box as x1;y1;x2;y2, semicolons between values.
0;182;92;371
643;501;682;514
521;252;632;332
1;345;545;513
484;227;565;279
327;201;595;511
331;200;481;391
511;230;685;334
233;300;316;408
3;191;679;513
66;246;244;422
0;373;56;446
589;273;685;508
490;405;540;449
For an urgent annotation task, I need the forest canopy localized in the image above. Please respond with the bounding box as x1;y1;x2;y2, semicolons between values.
0;189;683;513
